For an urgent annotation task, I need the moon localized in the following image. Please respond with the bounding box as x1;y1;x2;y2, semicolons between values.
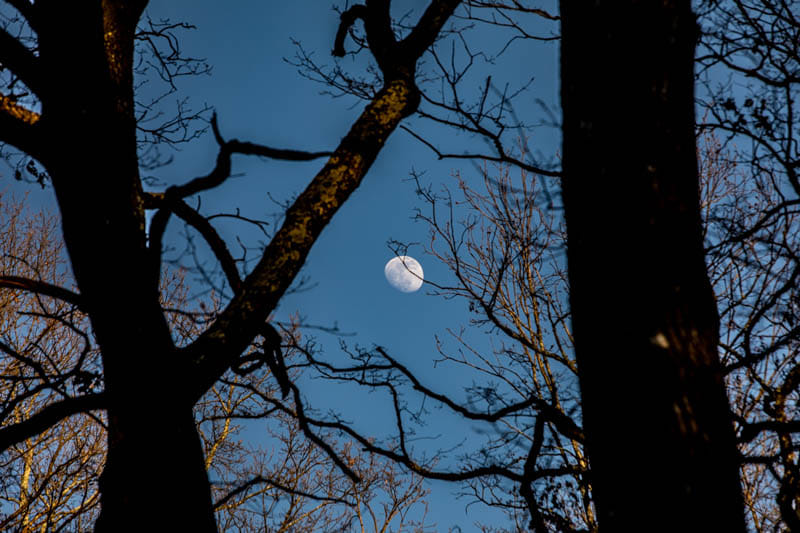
384;256;424;293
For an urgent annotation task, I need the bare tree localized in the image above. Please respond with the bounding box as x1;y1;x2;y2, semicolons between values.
0;1;494;530
696;1;800;529
558;1;747;529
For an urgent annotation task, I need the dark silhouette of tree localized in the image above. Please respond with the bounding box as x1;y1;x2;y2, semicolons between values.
558;1;746;530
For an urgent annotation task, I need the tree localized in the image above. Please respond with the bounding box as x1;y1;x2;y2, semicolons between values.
0;1;463;530
406;1;798;527
411;164;592;531
696;1;800;528
400;131;790;532
558;1;747;530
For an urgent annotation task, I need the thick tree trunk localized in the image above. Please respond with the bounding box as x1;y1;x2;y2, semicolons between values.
95;401;216;532
35;4;218;530
559;1;746;530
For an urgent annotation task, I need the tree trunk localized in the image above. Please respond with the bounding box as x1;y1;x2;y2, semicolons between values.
36;4;218;530
559;1;746;530
95;401;216;532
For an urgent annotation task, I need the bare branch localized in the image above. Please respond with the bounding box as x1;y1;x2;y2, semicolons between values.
373;347;584;442
332;4;369;57
182;2;464;401
401;125;561;177
148;196;242;294
0;26;44;95
213;475;351;511
0;394;105;453
169;113;333;199
0;275;83;309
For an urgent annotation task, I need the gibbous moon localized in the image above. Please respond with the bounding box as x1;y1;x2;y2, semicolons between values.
384;256;424;293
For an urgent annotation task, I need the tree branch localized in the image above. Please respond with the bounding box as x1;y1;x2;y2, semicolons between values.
0;275;84;309
332;4;369;57
0;393;105;453
0;26;44;95
148;196;242;294
5;0;39;29
0;92;41;157
401;125;562;178
372;347;584;442
400;0;462;59
169;113;332;199
213;474;351;511
181;3;464;404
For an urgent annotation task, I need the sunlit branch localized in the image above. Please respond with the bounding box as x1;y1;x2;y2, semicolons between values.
0;92;41;156
0;339;50;383
288;382;360;483
182;0;462;404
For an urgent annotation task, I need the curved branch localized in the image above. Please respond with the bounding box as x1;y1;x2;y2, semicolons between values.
290;383;360;483
520;416;549;532
332;4;368;57
0;275;84;309
170;113;332;200
183;0;463;404
0;393;105;453
373;347;584;442
402;125;562;177
169;199;242;293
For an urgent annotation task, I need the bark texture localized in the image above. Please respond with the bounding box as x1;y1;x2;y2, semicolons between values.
559;1;747;530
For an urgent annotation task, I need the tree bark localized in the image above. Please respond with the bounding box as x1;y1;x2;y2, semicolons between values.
559;1;746;530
